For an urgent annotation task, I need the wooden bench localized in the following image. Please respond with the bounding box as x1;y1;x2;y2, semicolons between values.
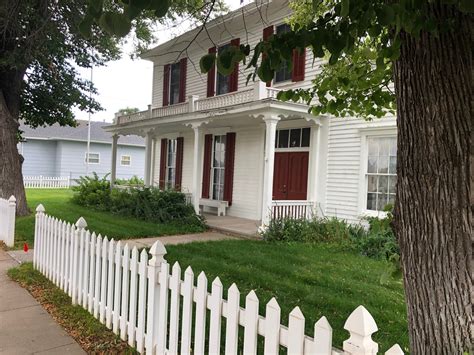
199;199;229;216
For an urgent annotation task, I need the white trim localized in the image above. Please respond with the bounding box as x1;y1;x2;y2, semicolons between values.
84;152;100;165
24;136;145;148
358;128;397;218
120;154;132;166
274;147;310;153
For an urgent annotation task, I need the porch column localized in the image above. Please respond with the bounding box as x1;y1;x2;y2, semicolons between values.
191;124;203;214
110;134;119;188
144;131;153;187
261;115;280;227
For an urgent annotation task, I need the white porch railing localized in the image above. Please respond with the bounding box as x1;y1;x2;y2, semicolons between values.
271;200;315;220
24;176;70;188
114;81;283;125
0;196;16;247
33;204;404;355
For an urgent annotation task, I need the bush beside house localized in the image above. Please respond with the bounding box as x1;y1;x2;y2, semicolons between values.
72;174;205;230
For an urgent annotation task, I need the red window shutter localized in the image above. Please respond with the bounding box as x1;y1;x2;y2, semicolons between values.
163;64;170;106
159;139;168;189
178;58;187;103
207;47;216;97
223;132;236;205
175;137;184;191
292;48;306;82
201;134;213;198
262;26;274;87
229;38;240;92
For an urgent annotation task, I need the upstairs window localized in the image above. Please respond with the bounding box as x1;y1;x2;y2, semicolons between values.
274;24;292;83
207;39;240;97
366;137;397;211
216;44;231;95
169;63;181;105
163;58;187;106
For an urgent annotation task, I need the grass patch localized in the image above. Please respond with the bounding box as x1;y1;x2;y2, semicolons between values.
164;240;409;352
15;189;206;249
7;262;136;354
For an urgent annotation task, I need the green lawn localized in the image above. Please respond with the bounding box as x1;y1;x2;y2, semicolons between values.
15;189;205;249
164;240;409;353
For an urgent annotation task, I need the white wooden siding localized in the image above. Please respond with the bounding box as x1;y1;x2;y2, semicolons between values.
324;117;396;223
149;0;323;109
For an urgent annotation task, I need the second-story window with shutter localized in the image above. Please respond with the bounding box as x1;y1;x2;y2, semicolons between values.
216;44;230;95
274;24;292;83
163;58;187;106
207;39;240;97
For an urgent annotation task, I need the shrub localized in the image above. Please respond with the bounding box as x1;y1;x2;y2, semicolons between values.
115;175;144;186
261;212;399;262
261;216;365;244
72;173;111;209
72;174;205;229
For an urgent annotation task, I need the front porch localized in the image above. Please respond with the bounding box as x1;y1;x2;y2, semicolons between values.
105;82;328;228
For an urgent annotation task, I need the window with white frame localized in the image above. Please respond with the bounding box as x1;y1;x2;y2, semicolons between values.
166;139;177;188
169;62;181;105
211;135;226;200
216;44;230;95
275;127;311;148
120;155;131;166
274;24;292;83
85;152;100;164
366;137;397;211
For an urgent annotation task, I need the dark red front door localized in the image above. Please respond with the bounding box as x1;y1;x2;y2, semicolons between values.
273;152;309;200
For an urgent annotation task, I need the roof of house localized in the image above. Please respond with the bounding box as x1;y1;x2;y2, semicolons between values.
141;0;276;60
20;120;145;146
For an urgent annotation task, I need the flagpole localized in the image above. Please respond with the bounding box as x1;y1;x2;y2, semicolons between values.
85;64;93;176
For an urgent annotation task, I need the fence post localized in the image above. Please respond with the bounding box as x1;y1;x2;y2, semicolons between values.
33;204;45;268
72;217;87;305
343;305;378;355
145;240;167;354
5;196;16;247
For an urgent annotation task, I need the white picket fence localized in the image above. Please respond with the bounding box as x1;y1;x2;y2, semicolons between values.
0;196;16;247
33;204;404;355
24;176;70;188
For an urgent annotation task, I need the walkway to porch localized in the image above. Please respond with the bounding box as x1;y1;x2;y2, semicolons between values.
204;214;260;239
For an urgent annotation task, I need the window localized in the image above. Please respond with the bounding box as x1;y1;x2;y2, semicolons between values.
211;135;226;200
166;139;177;188
216;44;230;95
120;155;131;166
169;62;181;105
274;24;292;83
275;128;311;148
366;137;397;211
85;152;100;164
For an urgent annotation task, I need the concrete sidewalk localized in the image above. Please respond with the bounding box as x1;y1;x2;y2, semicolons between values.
0;249;84;354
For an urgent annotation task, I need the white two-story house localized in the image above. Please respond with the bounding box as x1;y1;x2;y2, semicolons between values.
105;0;397;227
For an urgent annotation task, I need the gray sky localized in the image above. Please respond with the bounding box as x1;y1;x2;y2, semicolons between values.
74;0;242;123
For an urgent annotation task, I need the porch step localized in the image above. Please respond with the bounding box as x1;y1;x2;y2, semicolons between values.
203;214;261;240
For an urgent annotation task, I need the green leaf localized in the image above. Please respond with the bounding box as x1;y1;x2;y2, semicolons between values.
98;12;132;37
78;16;94;38
377;5;395;26
88;0;104;18
124;4;142;20
340;0;350;17
150;0;169;18
312;0;322;12
199;53;215;74
257;59;274;82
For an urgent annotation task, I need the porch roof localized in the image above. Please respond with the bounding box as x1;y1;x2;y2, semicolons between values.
104;94;321;137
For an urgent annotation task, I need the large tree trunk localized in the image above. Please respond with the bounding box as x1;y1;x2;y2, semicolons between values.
393;5;472;354
0;69;28;216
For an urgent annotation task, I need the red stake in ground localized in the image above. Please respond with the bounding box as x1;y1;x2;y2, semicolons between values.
23;243;28;252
